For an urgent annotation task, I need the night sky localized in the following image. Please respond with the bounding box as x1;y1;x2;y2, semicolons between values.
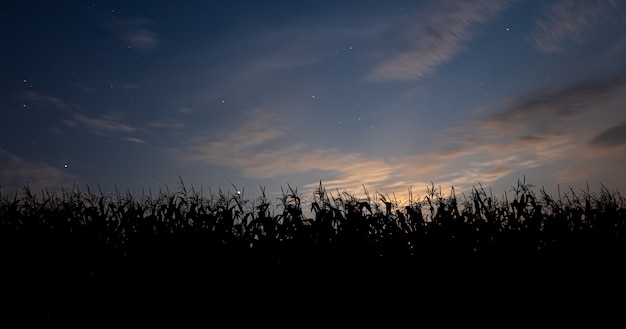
3;0;626;205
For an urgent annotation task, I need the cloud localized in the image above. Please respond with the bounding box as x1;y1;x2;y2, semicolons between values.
514;135;544;144
530;0;625;53
441;73;626;191
172;108;287;167
467;74;626;140
554;153;626;188
172;108;399;196
18;91;153;143
366;0;514;82
126;137;146;144
68;113;139;136
171;107;519;203
173;73;626;203
19;91;72;111
105;17;158;50
71;82;96;92
589;124;626;148
175;15;401;107
230;21;393;81
0;148;78;195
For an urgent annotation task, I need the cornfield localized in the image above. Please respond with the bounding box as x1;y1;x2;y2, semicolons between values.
2;177;626;325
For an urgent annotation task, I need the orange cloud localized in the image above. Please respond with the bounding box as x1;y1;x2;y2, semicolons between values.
173;74;626;206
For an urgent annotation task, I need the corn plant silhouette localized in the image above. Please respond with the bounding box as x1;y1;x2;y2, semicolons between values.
2;177;626;325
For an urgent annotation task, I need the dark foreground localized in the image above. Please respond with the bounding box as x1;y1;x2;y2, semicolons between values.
2;181;626;326
4;240;625;327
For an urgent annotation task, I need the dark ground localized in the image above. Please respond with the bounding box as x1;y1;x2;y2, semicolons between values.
3;241;625;327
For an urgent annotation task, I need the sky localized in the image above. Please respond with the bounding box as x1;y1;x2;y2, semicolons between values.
2;0;626;208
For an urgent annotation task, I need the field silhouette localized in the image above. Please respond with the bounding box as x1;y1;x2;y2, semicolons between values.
2;177;625;326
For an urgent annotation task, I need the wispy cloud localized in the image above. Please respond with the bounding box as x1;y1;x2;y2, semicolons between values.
366;0;514;82
19;91;164;143
19;91;72;111
177;17;398;106
105;17;158;50
231;21;393;80
71;82;96;92
126;137;146;144
172;108;287;167
67;113;141;137
0;148;78;195
530;0;625;53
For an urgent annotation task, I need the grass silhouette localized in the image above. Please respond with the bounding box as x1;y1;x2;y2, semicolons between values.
2;177;625;325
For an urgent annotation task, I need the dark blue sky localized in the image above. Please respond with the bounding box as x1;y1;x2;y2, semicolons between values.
2;0;626;204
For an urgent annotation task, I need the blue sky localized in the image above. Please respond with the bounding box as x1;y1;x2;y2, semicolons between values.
2;0;626;206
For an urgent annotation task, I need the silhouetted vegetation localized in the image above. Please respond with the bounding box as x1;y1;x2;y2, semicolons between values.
2;177;626;325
